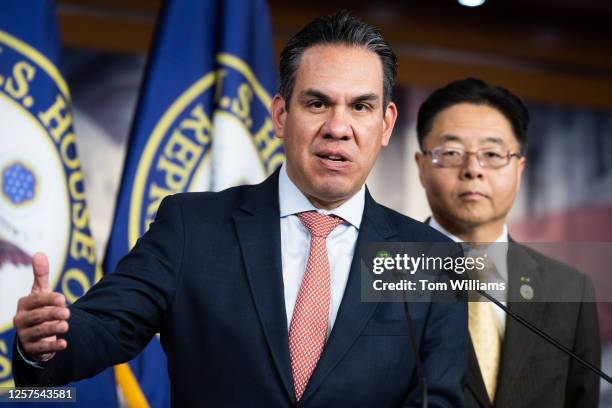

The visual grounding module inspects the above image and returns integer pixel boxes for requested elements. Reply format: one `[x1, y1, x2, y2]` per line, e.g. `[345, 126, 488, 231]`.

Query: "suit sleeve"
[564, 275, 601, 408]
[13, 195, 184, 386]
[402, 301, 469, 408]
[400, 242, 469, 407]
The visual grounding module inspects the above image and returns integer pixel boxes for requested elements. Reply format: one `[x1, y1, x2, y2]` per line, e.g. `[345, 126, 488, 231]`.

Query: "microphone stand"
[476, 289, 612, 384]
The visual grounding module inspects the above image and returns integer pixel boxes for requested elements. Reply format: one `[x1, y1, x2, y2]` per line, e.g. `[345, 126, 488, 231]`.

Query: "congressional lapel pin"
[520, 283, 534, 300]
[376, 251, 391, 259]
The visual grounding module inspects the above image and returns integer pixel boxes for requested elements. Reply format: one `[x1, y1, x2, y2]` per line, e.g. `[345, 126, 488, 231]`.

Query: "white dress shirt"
[19, 165, 365, 367]
[279, 164, 364, 334]
[429, 217, 509, 337]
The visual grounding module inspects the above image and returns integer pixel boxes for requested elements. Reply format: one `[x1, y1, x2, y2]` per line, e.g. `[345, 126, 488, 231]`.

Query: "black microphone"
[476, 289, 612, 384]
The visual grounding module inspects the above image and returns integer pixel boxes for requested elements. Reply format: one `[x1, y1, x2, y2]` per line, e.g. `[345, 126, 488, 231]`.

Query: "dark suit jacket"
[428, 228, 600, 408]
[14, 173, 469, 407]
[464, 242, 601, 408]
[424, 218, 601, 407]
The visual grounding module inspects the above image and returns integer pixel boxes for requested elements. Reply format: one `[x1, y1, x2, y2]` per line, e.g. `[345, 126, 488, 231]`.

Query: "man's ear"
[381, 102, 398, 147]
[515, 156, 526, 193]
[415, 151, 427, 187]
[272, 94, 287, 139]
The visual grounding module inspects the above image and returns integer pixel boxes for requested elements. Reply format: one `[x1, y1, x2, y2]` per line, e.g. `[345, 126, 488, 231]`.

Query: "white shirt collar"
[429, 216, 508, 244]
[278, 163, 365, 229]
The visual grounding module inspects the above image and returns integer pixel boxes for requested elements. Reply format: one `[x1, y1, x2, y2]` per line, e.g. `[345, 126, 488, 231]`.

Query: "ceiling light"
[458, 0, 486, 7]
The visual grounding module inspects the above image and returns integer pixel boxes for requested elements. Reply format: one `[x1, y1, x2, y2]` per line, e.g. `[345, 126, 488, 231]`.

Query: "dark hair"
[416, 78, 529, 153]
[278, 11, 397, 112]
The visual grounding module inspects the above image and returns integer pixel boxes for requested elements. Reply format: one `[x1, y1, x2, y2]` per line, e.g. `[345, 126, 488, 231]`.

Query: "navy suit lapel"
[494, 243, 544, 408]
[299, 190, 398, 404]
[233, 171, 295, 401]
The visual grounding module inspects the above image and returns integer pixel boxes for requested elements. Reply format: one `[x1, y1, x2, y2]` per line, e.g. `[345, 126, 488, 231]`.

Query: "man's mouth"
[317, 153, 347, 162]
[314, 150, 352, 170]
[459, 191, 487, 200]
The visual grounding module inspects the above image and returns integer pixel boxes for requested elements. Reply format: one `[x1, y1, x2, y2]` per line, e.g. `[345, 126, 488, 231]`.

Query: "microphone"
[476, 289, 612, 384]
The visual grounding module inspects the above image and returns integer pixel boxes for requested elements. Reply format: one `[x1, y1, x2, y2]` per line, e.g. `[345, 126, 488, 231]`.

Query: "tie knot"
[470, 255, 497, 281]
[464, 247, 497, 279]
[297, 211, 343, 238]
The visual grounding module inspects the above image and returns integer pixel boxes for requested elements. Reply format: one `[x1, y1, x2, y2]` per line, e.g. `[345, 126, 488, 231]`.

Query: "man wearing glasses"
[415, 78, 600, 407]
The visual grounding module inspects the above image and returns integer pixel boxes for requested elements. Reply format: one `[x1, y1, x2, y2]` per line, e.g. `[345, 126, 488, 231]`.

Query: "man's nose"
[461, 152, 484, 180]
[321, 107, 353, 141]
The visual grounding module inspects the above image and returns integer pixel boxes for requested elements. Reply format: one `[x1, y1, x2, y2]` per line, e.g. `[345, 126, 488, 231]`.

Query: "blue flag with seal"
[103, 0, 282, 406]
[0, 1, 118, 406]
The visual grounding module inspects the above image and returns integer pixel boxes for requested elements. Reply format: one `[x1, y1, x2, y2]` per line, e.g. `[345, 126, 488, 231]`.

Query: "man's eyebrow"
[481, 136, 505, 146]
[440, 134, 463, 143]
[439, 134, 507, 146]
[296, 90, 380, 105]
[297, 89, 332, 103]
[351, 93, 379, 104]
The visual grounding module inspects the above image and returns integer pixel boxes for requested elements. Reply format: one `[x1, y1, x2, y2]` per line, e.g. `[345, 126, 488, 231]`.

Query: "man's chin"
[450, 209, 490, 228]
[460, 214, 509, 234]
[307, 182, 357, 208]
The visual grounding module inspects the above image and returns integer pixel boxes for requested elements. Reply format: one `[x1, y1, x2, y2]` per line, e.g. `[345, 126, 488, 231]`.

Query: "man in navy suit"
[13, 12, 468, 407]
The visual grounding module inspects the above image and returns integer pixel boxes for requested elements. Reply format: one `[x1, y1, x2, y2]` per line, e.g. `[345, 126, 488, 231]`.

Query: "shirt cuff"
[16, 339, 45, 369]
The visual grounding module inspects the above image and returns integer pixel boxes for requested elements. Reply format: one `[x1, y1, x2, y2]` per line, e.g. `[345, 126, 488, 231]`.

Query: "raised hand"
[13, 252, 70, 362]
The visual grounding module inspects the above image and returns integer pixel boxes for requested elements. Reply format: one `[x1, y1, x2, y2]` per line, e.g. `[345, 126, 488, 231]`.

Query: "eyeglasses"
[423, 146, 522, 169]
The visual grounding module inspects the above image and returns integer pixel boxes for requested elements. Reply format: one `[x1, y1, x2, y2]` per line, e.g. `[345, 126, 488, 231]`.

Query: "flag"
[103, 0, 282, 406]
[505, 104, 612, 404]
[0, 1, 119, 406]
